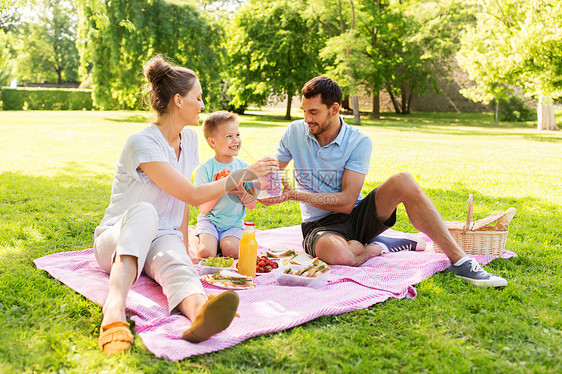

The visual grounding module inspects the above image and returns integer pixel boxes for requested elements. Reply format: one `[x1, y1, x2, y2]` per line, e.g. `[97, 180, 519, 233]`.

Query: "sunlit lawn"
[0, 109, 561, 373]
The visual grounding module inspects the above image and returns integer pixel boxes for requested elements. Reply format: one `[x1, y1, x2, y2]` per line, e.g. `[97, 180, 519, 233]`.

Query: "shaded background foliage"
[1, 0, 561, 123]
[78, 0, 224, 110]
[227, 0, 324, 119]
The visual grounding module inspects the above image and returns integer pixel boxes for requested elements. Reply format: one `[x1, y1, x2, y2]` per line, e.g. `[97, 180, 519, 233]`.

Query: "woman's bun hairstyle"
[144, 57, 173, 86]
[143, 55, 198, 114]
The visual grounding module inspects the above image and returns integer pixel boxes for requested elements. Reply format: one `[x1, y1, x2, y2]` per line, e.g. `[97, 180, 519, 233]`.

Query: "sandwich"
[284, 264, 331, 278]
[266, 249, 297, 258]
[209, 270, 254, 288]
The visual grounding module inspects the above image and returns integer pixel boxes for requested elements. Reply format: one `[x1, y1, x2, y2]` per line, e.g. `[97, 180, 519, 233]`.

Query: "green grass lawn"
[0, 109, 561, 373]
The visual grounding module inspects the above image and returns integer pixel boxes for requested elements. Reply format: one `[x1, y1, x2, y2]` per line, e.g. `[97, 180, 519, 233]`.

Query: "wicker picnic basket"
[437, 194, 516, 255]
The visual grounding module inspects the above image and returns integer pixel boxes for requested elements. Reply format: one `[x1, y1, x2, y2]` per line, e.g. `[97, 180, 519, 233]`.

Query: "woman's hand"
[226, 157, 278, 193]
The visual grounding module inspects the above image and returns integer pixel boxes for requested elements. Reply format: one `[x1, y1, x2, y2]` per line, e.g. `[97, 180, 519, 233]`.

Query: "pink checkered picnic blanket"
[34, 225, 516, 361]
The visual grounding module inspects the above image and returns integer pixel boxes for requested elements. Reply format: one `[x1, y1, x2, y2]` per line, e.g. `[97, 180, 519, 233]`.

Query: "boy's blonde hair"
[202, 111, 239, 139]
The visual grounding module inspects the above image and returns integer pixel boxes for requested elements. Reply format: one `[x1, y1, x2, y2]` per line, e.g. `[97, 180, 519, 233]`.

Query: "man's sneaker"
[451, 258, 507, 287]
[368, 235, 426, 253]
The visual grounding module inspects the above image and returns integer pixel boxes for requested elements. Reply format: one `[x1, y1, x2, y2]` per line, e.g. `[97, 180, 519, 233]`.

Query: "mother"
[93, 56, 277, 355]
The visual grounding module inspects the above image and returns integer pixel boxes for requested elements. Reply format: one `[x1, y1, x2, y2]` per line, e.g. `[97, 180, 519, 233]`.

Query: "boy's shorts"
[301, 188, 397, 257]
[195, 216, 243, 245]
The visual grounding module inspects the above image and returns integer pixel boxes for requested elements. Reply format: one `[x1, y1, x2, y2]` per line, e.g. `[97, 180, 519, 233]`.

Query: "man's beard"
[308, 113, 332, 136]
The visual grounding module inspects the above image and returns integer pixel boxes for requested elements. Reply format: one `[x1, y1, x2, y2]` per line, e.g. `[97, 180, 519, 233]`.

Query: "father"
[260, 76, 507, 287]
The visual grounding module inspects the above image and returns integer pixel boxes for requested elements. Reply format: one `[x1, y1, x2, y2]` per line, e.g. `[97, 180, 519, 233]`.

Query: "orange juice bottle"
[238, 222, 257, 277]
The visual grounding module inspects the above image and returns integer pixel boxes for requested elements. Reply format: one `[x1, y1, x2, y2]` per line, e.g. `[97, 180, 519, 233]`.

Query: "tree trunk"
[494, 97, 499, 124]
[537, 96, 559, 131]
[348, 0, 356, 30]
[56, 69, 62, 85]
[401, 87, 408, 114]
[387, 87, 401, 114]
[372, 92, 380, 119]
[351, 94, 361, 125]
[405, 91, 413, 114]
[342, 95, 351, 110]
[284, 92, 292, 120]
[337, 0, 345, 33]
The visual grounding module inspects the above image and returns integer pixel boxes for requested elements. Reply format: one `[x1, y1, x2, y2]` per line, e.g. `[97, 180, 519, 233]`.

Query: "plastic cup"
[254, 171, 283, 199]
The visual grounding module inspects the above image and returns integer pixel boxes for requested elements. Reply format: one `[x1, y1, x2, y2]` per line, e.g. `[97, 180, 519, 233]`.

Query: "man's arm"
[285, 169, 365, 214]
[259, 167, 365, 214]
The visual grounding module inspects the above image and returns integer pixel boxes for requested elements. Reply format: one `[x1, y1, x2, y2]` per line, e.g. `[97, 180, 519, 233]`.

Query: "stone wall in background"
[266, 65, 493, 114]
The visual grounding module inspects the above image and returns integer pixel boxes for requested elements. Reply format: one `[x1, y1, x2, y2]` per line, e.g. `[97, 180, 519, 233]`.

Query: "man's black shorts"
[301, 188, 397, 257]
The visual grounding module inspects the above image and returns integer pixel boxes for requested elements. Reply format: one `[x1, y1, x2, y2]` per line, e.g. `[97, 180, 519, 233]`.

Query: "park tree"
[306, 0, 364, 124]
[227, 0, 323, 120]
[352, 0, 398, 118]
[77, 0, 225, 109]
[395, 0, 476, 114]
[307, 0, 469, 120]
[357, 3, 423, 116]
[457, 0, 561, 130]
[198, 0, 243, 13]
[12, 0, 79, 84]
[0, 29, 14, 85]
[0, 2, 21, 32]
[354, 0, 475, 117]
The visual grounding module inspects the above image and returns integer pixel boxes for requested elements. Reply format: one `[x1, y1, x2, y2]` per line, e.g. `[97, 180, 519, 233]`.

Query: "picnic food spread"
[201, 270, 256, 290]
[266, 249, 297, 258]
[283, 264, 330, 277]
[201, 256, 235, 268]
[256, 255, 279, 274]
[274, 261, 331, 288]
[198, 250, 330, 288]
[278, 252, 328, 268]
[199, 256, 236, 275]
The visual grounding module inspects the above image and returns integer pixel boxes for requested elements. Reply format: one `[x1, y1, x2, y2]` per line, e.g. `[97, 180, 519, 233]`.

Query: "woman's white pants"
[94, 202, 204, 313]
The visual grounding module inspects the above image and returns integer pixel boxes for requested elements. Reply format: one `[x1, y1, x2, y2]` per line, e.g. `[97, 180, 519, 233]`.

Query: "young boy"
[189, 111, 256, 259]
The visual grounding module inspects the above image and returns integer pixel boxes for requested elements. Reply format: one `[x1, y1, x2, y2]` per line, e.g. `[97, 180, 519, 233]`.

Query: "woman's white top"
[94, 124, 199, 240]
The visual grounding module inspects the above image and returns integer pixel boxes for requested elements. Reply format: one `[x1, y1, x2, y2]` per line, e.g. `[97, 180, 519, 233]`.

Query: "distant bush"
[494, 95, 536, 122]
[0, 87, 93, 110]
[0, 88, 25, 110]
[217, 80, 247, 115]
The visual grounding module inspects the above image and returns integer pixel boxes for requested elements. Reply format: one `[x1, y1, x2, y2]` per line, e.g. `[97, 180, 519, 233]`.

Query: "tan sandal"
[182, 291, 239, 343]
[99, 321, 134, 355]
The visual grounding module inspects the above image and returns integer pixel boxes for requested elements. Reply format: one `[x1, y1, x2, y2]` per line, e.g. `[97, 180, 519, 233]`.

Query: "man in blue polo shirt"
[262, 76, 507, 288]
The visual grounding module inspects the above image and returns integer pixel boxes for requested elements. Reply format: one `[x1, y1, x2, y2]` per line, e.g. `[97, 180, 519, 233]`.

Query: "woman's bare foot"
[101, 297, 127, 326]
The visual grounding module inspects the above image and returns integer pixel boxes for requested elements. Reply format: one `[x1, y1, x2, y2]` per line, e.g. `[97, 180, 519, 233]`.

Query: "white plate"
[199, 265, 236, 276]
